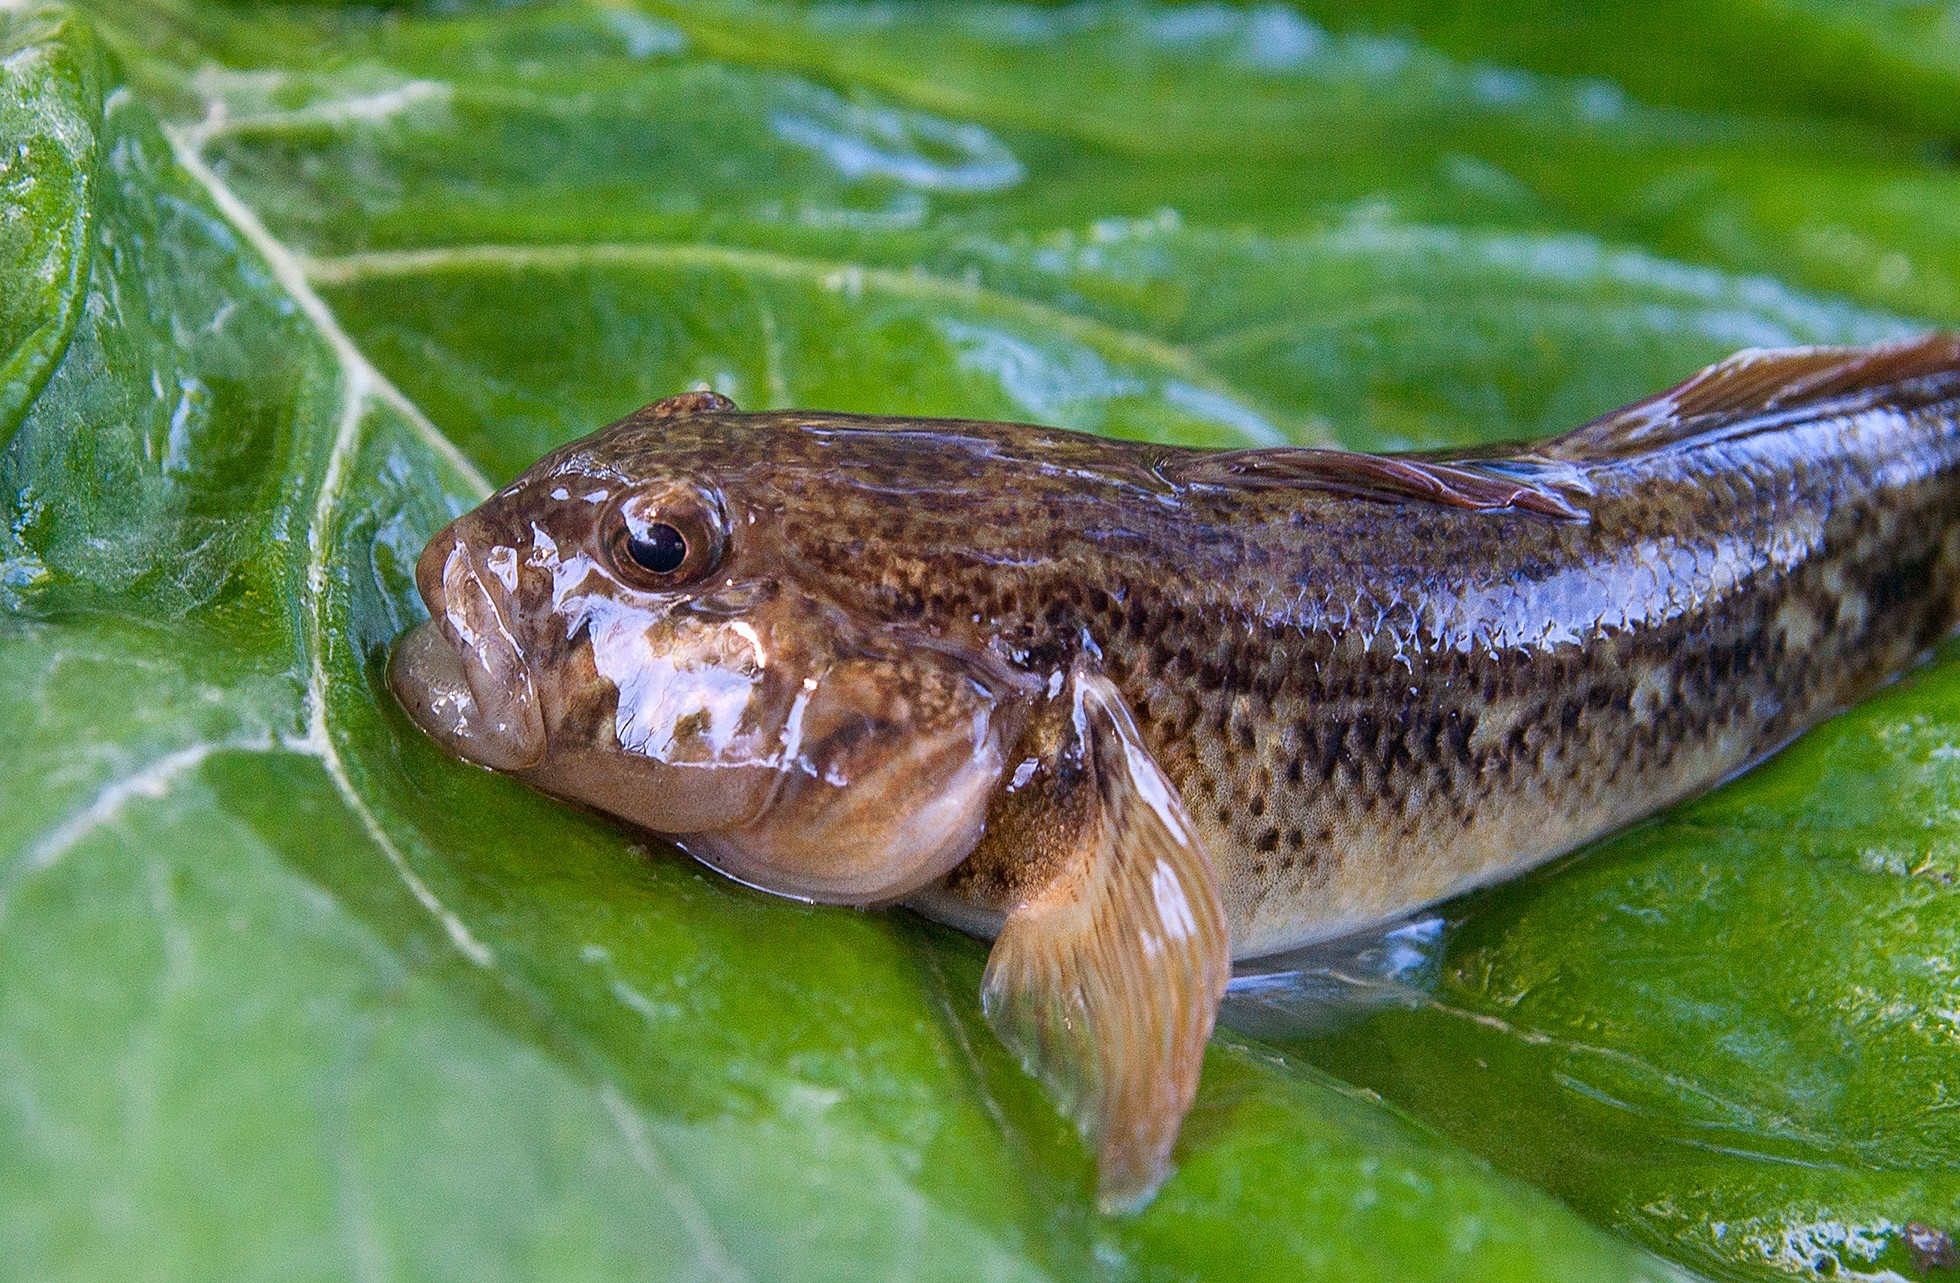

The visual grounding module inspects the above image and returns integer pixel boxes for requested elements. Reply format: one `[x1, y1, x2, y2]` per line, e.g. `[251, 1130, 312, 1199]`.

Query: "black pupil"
[626, 522, 688, 575]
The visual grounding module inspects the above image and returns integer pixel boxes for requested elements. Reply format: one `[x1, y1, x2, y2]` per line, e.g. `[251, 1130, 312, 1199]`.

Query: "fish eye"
[626, 523, 688, 575]
[607, 484, 727, 588]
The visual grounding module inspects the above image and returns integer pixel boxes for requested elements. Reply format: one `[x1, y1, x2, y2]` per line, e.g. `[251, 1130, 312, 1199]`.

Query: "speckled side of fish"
[388, 337, 1960, 1210]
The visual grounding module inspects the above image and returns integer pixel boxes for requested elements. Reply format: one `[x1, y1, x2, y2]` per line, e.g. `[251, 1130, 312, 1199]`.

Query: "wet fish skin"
[388, 337, 1960, 1210]
[942, 341, 1960, 957]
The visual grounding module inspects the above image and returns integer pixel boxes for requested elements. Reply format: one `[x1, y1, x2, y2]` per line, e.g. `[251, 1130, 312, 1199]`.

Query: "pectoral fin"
[980, 670, 1230, 1212]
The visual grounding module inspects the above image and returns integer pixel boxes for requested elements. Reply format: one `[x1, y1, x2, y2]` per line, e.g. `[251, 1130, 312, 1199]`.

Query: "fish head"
[388, 400, 1029, 906]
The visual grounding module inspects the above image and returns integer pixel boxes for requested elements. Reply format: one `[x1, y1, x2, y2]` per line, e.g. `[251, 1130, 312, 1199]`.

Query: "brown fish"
[388, 339, 1960, 1210]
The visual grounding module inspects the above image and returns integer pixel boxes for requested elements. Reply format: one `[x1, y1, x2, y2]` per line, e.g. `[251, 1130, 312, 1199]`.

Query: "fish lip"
[389, 617, 489, 760]
[392, 527, 547, 771]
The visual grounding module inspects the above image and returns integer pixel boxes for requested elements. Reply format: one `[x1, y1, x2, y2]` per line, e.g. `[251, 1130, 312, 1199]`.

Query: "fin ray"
[1549, 333, 1960, 460]
[1165, 335, 1960, 513]
[1163, 447, 1586, 519]
[980, 670, 1230, 1212]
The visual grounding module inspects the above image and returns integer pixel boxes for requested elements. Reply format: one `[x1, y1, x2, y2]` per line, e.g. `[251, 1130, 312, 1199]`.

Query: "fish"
[388, 336, 1960, 1211]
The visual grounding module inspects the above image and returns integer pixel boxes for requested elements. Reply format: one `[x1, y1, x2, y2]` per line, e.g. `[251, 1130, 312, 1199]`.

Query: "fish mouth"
[388, 529, 546, 772]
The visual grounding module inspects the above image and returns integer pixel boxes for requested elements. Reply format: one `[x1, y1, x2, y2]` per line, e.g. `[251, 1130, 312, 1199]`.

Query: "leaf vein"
[162, 122, 495, 969]
[598, 1083, 753, 1283]
[301, 241, 1295, 444]
[3, 737, 251, 902]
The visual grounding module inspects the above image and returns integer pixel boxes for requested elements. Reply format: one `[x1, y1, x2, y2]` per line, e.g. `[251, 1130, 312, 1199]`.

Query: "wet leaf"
[3, 2, 1957, 1281]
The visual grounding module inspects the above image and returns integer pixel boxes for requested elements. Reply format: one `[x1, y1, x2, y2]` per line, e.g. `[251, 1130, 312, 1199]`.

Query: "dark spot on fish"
[1445, 709, 1473, 765]
[1416, 708, 1444, 761]
[1318, 723, 1346, 784]
[1353, 713, 1378, 759]
[1385, 714, 1415, 773]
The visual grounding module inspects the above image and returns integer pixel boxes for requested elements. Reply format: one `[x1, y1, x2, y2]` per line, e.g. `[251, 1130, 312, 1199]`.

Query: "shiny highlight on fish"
[390, 341, 1960, 1210]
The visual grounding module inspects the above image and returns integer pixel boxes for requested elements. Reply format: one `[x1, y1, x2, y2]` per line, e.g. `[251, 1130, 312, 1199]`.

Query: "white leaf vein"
[159, 123, 497, 971]
[146, 109, 750, 1272]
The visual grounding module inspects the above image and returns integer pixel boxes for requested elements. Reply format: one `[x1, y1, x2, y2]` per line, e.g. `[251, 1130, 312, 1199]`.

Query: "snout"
[389, 617, 498, 762]
[389, 523, 546, 771]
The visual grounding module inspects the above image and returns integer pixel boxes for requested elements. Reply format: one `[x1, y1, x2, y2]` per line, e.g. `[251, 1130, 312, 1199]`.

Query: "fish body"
[389, 340, 1960, 1209]
[935, 341, 1960, 956]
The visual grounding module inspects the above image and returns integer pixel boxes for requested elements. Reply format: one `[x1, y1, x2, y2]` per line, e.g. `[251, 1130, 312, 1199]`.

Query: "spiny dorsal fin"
[980, 669, 1230, 1213]
[646, 389, 738, 417]
[1549, 333, 1960, 461]
[1162, 448, 1587, 519]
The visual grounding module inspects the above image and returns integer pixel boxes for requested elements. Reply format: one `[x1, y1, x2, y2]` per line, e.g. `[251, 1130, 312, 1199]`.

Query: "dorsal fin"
[1161, 447, 1588, 520]
[1548, 334, 1960, 461]
[1165, 338, 1960, 519]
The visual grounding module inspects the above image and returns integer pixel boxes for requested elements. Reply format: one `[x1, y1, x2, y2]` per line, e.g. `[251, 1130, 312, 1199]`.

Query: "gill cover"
[687, 640, 1028, 905]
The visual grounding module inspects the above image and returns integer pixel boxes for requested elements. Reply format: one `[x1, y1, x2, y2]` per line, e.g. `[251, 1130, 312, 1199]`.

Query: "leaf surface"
[5, 3, 1960, 1281]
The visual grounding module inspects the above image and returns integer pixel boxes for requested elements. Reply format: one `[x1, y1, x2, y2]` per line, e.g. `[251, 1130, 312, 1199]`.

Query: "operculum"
[688, 641, 1031, 906]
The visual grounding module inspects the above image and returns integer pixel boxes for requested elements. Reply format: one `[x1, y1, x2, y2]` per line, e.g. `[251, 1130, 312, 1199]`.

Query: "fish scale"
[391, 335, 1960, 1209]
[916, 409, 1958, 958]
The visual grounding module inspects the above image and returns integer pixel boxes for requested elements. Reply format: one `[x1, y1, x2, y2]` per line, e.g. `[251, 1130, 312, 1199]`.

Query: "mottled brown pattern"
[409, 338, 1960, 960]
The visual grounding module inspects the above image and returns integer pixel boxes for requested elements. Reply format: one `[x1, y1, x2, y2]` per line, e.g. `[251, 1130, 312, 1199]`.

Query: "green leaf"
[0, 4, 96, 449]
[3, 2, 1958, 1281]
[1271, 652, 1960, 1283]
